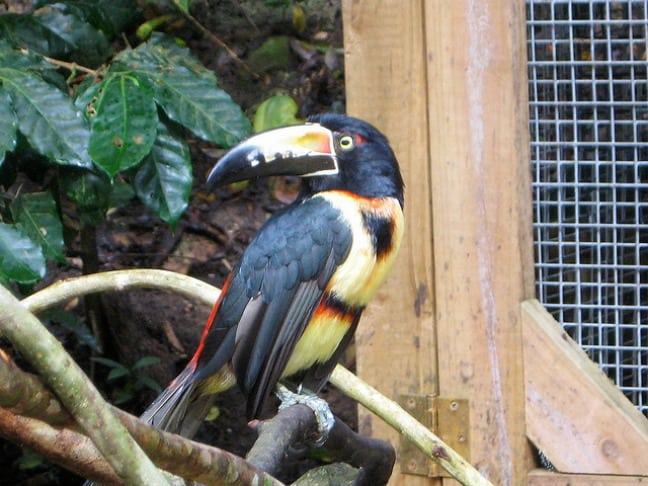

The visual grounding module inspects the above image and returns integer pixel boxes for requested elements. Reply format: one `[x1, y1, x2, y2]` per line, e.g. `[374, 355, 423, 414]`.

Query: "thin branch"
[43, 55, 98, 75]
[19, 49, 98, 76]
[0, 285, 168, 485]
[22, 269, 220, 315]
[330, 365, 494, 486]
[169, 0, 259, 78]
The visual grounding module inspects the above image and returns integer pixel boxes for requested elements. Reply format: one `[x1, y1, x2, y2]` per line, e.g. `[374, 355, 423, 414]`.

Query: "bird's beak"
[207, 123, 338, 191]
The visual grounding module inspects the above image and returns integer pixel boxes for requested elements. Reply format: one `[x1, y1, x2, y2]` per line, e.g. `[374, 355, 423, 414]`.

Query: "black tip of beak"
[206, 124, 338, 192]
[205, 144, 263, 191]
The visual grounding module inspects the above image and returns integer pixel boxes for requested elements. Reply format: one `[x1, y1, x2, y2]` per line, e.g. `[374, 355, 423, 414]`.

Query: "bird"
[140, 113, 405, 439]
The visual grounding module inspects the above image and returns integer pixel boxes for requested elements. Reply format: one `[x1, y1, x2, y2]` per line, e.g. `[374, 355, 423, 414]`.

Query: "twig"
[170, 0, 259, 78]
[43, 55, 98, 75]
[19, 49, 98, 76]
[0, 286, 168, 485]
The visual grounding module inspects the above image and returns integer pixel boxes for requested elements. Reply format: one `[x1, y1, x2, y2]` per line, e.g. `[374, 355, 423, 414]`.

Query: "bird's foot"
[275, 384, 335, 446]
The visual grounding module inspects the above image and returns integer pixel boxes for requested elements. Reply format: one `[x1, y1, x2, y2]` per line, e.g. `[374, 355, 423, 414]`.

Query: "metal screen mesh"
[526, 0, 648, 415]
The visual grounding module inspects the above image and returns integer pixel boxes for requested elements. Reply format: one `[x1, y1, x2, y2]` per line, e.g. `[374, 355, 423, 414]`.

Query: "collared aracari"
[141, 113, 404, 438]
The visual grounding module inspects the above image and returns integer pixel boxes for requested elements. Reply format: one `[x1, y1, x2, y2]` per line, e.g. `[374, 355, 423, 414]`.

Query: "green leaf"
[0, 41, 53, 71]
[115, 38, 251, 147]
[114, 387, 134, 405]
[92, 356, 125, 369]
[132, 356, 161, 370]
[247, 36, 293, 73]
[0, 8, 110, 66]
[253, 95, 303, 132]
[35, 6, 111, 67]
[135, 14, 175, 40]
[107, 367, 130, 381]
[0, 69, 92, 168]
[136, 375, 162, 393]
[61, 169, 110, 210]
[10, 191, 66, 263]
[41, 308, 100, 351]
[88, 73, 157, 178]
[15, 452, 45, 471]
[0, 223, 46, 284]
[134, 120, 191, 226]
[171, 0, 190, 14]
[0, 87, 17, 165]
[35, 0, 138, 38]
[0, 14, 68, 59]
[147, 65, 251, 147]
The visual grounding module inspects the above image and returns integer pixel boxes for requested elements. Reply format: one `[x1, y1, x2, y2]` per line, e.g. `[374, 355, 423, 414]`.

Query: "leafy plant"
[0, 1, 252, 286]
[92, 355, 162, 404]
[253, 94, 303, 132]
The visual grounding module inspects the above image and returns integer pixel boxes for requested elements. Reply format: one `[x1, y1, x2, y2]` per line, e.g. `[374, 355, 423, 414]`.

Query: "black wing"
[193, 196, 353, 418]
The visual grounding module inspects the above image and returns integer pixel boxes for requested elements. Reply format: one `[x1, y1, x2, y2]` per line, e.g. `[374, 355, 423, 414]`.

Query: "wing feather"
[194, 197, 353, 419]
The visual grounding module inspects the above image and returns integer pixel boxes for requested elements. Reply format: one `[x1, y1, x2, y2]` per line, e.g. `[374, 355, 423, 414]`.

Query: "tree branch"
[0, 407, 121, 484]
[0, 351, 283, 485]
[247, 404, 395, 485]
[18, 269, 491, 485]
[330, 366, 493, 486]
[0, 347, 72, 426]
[0, 284, 168, 485]
[21, 269, 220, 316]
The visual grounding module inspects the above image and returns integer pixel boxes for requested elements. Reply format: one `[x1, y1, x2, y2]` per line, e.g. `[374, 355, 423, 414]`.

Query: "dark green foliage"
[0, 2, 252, 285]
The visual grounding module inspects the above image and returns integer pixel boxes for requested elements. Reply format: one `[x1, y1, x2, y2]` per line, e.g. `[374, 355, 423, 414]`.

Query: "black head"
[304, 114, 403, 207]
[207, 113, 404, 208]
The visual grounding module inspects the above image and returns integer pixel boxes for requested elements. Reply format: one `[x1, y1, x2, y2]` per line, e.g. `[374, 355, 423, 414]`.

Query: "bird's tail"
[140, 364, 216, 438]
[141, 290, 227, 437]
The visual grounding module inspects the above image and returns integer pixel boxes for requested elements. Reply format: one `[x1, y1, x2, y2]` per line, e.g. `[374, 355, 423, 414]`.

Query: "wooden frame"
[341, 0, 648, 484]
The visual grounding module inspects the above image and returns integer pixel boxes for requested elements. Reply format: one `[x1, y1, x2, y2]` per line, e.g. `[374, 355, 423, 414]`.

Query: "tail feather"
[140, 365, 215, 438]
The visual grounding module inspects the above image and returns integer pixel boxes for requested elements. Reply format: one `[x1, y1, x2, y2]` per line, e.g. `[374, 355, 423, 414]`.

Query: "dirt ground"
[2, 1, 362, 484]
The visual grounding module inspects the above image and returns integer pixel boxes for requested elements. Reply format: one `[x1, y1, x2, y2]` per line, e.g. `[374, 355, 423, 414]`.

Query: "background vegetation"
[0, 0, 346, 483]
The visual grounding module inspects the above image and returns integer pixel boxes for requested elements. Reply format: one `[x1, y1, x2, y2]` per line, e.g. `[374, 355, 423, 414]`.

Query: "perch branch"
[247, 404, 395, 485]
[0, 348, 72, 426]
[21, 269, 220, 315]
[0, 407, 121, 484]
[20, 269, 490, 484]
[0, 285, 168, 485]
[330, 365, 493, 486]
[0, 351, 283, 485]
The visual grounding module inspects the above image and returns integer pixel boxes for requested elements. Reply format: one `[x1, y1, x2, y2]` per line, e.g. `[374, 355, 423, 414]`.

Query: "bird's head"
[207, 114, 404, 207]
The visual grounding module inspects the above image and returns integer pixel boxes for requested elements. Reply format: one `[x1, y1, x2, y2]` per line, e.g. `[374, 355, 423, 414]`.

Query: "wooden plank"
[522, 299, 648, 475]
[423, 1, 536, 484]
[342, 1, 438, 485]
[343, 0, 536, 484]
[528, 469, 648, 485]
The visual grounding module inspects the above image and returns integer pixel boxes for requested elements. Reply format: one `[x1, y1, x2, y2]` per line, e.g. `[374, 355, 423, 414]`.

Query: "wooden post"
[342, 1, 535, 484]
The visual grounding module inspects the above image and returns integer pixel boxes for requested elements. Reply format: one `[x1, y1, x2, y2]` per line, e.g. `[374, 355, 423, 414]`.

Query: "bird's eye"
[338, 134, 355, 151]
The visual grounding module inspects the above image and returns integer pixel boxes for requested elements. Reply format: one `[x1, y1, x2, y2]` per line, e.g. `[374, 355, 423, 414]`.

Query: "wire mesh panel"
[526, 0, 648, 415]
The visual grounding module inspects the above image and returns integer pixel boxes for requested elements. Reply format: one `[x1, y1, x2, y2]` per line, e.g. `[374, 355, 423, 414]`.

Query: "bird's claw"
[275, 384, 335, 446]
